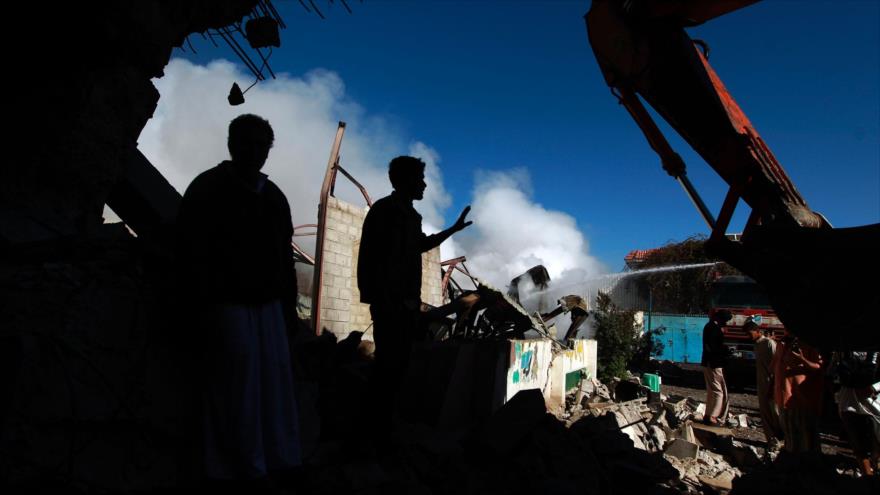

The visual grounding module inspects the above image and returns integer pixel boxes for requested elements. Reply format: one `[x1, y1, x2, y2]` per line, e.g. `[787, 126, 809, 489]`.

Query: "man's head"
[744, 319, 762, 342]
[228, 114, 274, 171]
[713, 309, 733, 325]
[388, 156, 426, 201]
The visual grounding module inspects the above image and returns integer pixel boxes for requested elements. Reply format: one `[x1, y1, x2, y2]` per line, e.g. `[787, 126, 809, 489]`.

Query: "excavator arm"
[586, 0, 879, 350]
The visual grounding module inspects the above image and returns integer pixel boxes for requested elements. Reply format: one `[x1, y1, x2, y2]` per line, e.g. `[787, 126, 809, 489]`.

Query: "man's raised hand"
[454, 206, 473, 232]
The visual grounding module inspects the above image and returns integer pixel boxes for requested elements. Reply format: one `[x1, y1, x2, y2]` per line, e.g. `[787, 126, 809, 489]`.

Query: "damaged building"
[2, 1, 876, 494]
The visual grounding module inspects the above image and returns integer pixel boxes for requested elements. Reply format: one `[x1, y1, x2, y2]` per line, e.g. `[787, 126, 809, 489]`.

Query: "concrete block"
[665, 438, 699, 459]
[331, 263, 345, 277]
[691, 422, 733, 449]
[105, 147, 181, 237]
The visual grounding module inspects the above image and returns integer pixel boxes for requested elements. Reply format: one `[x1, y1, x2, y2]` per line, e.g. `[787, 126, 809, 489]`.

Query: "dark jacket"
[177, 161, 297, 309]
[701, 320, 728, 368]
[357, 191, 442, 308]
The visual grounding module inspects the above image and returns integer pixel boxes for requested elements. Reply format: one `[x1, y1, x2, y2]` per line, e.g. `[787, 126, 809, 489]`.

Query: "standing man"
[702, 310, 732, 426]
[745, 318, 782, 450]
[357, 155, 472, 442]
[177, 114, 301, 485]
[771, 332, 825, 453]
[831, 350, 879, 476]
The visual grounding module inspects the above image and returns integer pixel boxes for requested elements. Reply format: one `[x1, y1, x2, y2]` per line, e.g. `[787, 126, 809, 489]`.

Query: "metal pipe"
[335, 165, 373, 207]
[311, 122, 346, 334]
[676, 175, 716, 231]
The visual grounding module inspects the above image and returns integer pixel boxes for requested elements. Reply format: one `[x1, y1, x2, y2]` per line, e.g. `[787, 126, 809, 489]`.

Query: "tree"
[594, 292, 640, 381]
[641, 236, 739, 314]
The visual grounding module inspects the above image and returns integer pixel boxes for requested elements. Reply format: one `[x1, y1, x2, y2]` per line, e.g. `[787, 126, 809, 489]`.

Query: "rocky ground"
[657, 362, 861, 469]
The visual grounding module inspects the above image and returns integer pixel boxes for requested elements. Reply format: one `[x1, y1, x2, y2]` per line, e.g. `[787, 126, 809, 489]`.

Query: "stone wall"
[317, 196, 444, 339]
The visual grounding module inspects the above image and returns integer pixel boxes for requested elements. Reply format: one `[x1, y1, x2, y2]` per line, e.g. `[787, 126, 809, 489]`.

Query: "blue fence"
[646, 314, 708, 364]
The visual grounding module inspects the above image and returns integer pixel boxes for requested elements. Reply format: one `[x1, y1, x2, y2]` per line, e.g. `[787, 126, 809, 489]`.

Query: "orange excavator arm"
[585, 0, 879, 350]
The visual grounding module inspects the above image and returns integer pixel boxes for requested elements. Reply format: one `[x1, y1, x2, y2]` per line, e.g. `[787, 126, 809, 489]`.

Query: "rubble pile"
[730, 451, 879, 495]
[299, 376, 767, 495]
[0, 225, 202, 492]
[556, 377, 759, 494]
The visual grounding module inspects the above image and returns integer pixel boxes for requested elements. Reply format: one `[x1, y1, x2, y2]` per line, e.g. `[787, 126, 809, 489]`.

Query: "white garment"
[836, 382, 880, 418]
[202, 299, 301, 479]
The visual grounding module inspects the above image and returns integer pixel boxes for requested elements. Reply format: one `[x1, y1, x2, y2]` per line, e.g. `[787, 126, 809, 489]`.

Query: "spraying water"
[518, 262, 720, 312]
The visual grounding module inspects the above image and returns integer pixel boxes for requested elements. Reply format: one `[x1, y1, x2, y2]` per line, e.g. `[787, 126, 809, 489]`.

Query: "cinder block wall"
[319, 197, 444, 339]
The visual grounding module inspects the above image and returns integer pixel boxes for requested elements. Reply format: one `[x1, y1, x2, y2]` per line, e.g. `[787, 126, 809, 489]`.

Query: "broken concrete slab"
[479, 388, 548, 455]
[699, 471, 735, 491]
[650, 425, 667, 451]
[727, 440, 762, 468]
[665, 438, 700, 459]
[106, 147, 181, 238]
[692, 421, 734, 449]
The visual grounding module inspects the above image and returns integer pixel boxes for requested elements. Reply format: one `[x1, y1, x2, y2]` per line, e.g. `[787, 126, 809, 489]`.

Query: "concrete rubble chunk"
[665, 437, 700, 459]
[699, 470, 736, 491]
[650, 425, 667, 451]
[479, 388, 547, 455]
[727, 439, 762, 468]
[613, 379, 644, 402]
[692, 421, 734, 449]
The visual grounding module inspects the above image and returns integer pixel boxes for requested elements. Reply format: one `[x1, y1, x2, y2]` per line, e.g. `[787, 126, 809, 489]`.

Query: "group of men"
[702, 310, 879, 475]
[176, 113, 877, 487]
[178, 114, 471, 488]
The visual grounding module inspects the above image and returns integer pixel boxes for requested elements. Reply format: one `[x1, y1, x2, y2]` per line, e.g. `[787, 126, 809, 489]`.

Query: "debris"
[613, 379, 644, 402]
[727, 440, 762, 469]
[699, 470, 735, 491]
[479, 389, 548, 455]
[691, 421, 734, 449]
[666, 438, 700, 459]
[731, 451, 878, 494]
[650, 425, 668, 451]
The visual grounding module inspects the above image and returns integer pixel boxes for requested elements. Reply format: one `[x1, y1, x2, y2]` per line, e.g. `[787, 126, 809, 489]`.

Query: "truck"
[709, 275, 784, 362]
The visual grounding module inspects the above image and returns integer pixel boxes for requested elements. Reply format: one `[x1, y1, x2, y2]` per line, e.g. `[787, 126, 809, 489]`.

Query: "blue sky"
[176, 0, 879, 271]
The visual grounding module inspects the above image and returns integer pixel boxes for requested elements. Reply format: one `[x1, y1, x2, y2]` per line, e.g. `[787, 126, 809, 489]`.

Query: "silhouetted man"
[357, 155, 472, 440]
[177, 114, 300, 485]
[702, 309, 731, 425]
[745, 318, 782, 450]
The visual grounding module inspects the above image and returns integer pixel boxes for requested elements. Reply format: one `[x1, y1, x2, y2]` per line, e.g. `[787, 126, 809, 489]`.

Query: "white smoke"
[458, 168, 606, 307]
[134, 58, 452, 251]
[129, 58, 605, 298]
